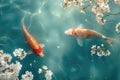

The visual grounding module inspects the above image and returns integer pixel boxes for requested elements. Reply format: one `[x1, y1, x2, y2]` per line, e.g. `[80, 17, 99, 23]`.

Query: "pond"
[0, 0, 120, 80]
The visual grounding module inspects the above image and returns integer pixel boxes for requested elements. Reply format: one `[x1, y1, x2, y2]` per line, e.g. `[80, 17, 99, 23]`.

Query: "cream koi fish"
[65, 27, 116, 46]
[21, 19, 44, 57]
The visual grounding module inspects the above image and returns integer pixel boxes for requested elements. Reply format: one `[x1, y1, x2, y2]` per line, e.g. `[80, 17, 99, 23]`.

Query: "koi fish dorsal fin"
[77, 24, 84, 29]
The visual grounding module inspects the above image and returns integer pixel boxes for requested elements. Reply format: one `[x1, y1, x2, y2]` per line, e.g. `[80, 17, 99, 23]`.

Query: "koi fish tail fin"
[21, 16, 25, 25]
[21, 16, 30, 37]
[106, 38, 116, 45]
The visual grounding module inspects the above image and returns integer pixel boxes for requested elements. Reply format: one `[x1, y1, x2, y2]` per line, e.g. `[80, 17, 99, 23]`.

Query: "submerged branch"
[104, 12, 120, 19]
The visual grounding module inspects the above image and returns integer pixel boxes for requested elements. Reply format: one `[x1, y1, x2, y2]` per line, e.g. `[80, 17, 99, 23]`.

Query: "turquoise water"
[0, 0, 120, 80]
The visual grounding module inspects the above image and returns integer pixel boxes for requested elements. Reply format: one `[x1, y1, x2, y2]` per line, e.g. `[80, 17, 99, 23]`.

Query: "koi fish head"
[65, 28, 76, 36]
[38, 51, 44, 57]
[33, 47, 44, 57]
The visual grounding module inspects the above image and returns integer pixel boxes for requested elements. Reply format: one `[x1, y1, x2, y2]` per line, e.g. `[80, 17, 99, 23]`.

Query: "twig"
[104, 12, 120, 19]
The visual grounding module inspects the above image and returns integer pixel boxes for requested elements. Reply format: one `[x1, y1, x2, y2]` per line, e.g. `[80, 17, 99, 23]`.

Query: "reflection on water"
[0, 0, 120, 80]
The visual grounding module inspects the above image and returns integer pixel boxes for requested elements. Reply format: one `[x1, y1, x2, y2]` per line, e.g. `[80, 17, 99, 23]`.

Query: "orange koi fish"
[21, 19, 44, 57]
[65, 27, 116, 45]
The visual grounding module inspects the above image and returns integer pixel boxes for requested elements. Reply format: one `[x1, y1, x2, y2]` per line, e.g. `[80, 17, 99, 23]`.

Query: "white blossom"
[101, 44, 104, 47]
[104, 50, 111, 56]
[0, 50, 3, 56]
[30, 63, 32, 67]
[0, 61, 22, 80]
[73, 0, 79, 8]
[42, 65, 48, 70]
[13, 48, 27, 60]
[0, 60, 7, 66]
[97, 52, 103, 56]
[61, 0, 71, 9]
[0, 50, 22, 80]
[91, 45, 97, 55]
[0, 54, 12, 62]
[38, 65, 53, 80]
[91, 6, 98, 14]
[38, 68, 43, 74]
[61, 0, 117, 25]
[21, 71, 34, 80]
[45, 70, 53, 80]
[114, 0, 120, 5]
[80, 7, 85, 13]
[90, 44, 111, 57]
[116, 22, 120, 33]
[96, 13, 106, 25]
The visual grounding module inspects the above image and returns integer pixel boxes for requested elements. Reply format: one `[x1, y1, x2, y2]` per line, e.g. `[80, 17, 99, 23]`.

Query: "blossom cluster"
[38, 65, 53, 80]
[115, 22, 120, 33]
[61, 0, 120, 25]
[91, 0, 110, 25]
[13, 48, 27, 60]
[21, 71, 34, 80]
[91, 44, 111, 56]
[0, 49, 54, 80]
[114, 0, 120, 5]
[61, 0, 80, 9]
[0, 50, 22, 80]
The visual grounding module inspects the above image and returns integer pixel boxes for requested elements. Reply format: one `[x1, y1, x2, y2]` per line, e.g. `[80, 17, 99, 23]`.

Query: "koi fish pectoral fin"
[39, 43, 45, 48]
[76, 37, 83, 46]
